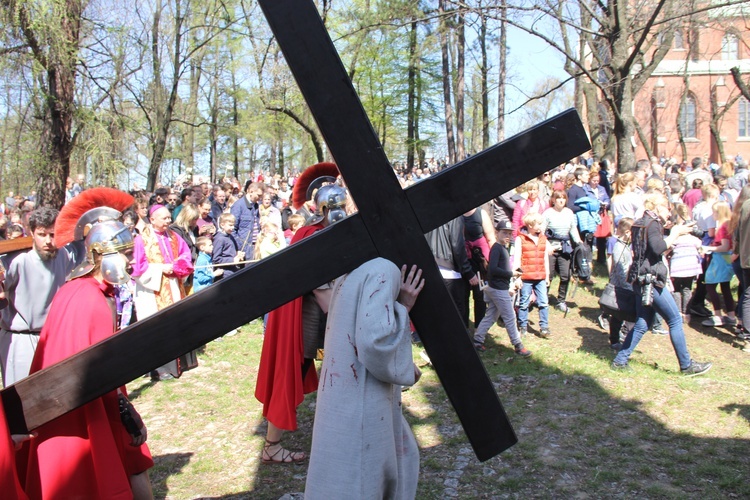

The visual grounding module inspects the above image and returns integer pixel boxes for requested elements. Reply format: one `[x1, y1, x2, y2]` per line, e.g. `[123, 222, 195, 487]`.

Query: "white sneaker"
[701, 316, 723, 327]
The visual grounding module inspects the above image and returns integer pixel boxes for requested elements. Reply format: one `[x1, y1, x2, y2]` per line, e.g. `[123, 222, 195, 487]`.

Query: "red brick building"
[634, 6, 750, 165]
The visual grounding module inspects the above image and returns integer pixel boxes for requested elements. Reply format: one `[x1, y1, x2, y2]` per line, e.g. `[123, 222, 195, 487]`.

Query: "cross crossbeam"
[1, 0, 590, 464]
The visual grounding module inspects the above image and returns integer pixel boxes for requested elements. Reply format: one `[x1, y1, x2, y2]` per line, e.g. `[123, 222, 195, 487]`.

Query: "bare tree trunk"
[676, 76, 689, 163]
[455, 8, 466, 161]
[438, 0, 455, 164]
[731, 67, 750, 100]
[209, 69, 219, 183]
[612, 77, 636, 172]
[496, 0, 507, 143]
[470, 75, 480, 154]
[583, 83, 605, 159]
[416, 59, 425, 166]
[709, 84, 740, 165]
[634, 120, 653, 161]
[184, 41, 204, 180]
[479, 7, 489, 150]
[406, 17, 417, 171]
[147, 1, 184, 191]
[20, 0, 84, 208]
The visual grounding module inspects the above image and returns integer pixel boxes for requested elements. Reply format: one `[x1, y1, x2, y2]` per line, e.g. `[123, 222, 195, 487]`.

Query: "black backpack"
[572, 241, 593, 281]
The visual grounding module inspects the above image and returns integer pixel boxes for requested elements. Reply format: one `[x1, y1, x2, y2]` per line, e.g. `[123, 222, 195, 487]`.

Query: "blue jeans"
[614, 284, 692, 370]
[518, 280, 549, 329]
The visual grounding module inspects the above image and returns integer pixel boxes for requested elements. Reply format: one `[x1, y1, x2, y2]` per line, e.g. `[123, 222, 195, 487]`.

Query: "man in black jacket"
[426, 217, 478, 328]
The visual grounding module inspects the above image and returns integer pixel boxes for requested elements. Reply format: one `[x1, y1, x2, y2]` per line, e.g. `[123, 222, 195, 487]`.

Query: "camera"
[638, 273, 655, 307]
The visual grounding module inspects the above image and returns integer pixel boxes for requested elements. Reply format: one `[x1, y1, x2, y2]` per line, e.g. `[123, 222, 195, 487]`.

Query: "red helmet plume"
[291, 162, 340, 209]
[55, 187, 134, 248]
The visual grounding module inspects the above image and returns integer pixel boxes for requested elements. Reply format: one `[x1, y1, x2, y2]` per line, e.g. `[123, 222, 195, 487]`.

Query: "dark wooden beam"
[1, 109, 589, 450]
[1, 0, 591, 464]
[256, 0, 589, 461]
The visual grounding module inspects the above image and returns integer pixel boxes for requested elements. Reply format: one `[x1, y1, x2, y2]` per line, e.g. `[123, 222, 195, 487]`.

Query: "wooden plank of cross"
[0, 0, 590, 462]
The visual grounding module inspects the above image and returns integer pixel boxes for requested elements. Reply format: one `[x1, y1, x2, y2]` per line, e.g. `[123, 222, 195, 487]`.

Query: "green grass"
[128, 277, 750, 498]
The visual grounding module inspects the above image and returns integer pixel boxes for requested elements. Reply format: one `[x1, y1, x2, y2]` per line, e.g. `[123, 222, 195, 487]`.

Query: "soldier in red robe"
[255, 163, 347, 464]
[19, 188, 154, 498]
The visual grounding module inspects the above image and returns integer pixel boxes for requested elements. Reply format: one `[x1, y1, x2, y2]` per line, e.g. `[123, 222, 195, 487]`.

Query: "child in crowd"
[703, 201, 737, 327]
[254, 220, 284, 260]
[606, 217, 634, 346]
[212, 213, 245, 279]
[668, 204, 703, 322]
[514, 213, 551, 338]
[284, 213, 305, 244]
[472, 220, 531, 356]
[7, 224, 24, 239]
[193, 236, 222, 293]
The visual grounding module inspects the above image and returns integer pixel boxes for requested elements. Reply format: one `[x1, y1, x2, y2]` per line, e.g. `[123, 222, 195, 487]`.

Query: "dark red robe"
[20, 276, 153, 499]
[255, 224, 323, 430]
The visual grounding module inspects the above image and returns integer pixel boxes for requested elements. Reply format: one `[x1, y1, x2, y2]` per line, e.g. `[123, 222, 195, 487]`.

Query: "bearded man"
[0, 207, 84, 385]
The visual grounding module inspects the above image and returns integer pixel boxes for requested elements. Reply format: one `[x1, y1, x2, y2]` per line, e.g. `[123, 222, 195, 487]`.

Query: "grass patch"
[128, 276, 750, 498]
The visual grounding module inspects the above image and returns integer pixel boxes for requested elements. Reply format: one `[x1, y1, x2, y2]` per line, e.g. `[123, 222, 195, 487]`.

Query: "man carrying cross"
[305, 261, 425, 498]
[0, 0, 590, 476]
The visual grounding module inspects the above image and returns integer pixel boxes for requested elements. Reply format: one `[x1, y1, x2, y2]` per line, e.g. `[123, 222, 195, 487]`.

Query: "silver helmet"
[309, 183, 348, 225]
[69, 217, 135, 285]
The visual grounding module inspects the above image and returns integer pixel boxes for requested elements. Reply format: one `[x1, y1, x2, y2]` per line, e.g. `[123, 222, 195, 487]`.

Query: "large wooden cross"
[1, 0, 589, 462]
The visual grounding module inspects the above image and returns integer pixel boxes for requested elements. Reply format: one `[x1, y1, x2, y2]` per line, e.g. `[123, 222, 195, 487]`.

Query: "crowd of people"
[0, 151, 749, 496]
[471, 153, 750, 376]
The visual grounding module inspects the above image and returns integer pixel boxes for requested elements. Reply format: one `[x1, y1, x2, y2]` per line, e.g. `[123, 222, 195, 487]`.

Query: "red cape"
[20, 277, 153, 498]
[255, 224, 323, 430]
[0, 402, 27, 500]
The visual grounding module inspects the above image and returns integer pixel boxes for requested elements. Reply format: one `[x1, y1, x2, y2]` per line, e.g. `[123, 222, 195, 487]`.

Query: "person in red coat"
[19, 189, 154, 498]
[254, 163, 347, 464]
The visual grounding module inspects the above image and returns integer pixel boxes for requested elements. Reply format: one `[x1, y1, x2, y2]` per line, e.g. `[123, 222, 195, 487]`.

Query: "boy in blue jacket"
[193, 236, 221, 292]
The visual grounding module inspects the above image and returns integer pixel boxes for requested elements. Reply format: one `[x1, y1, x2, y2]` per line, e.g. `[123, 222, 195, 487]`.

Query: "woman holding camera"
[612, 193, 712, 376]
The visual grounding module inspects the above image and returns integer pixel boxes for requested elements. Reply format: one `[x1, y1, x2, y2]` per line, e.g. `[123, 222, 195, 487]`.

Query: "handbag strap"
[609, 239, 629, 279]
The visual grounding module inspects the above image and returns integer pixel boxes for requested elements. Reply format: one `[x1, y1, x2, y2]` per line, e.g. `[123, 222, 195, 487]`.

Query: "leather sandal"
[261, 439, 306, 465]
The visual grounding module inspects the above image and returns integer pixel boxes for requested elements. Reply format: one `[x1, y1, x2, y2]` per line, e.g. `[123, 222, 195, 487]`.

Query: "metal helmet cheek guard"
[311, 184, 348, 225]
[68, 219, 135, 285]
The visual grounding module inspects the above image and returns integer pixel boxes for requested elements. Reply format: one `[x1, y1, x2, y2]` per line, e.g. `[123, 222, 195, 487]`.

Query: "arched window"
[679, 95, 697, 139]
[722, 33, 739, 60]
[689, 29, 700, 62]
[674, 30, 684, 49]
[740, 97, 749, 138]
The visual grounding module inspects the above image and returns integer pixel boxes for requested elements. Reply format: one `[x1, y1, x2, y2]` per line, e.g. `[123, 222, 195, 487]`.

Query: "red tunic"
[255, 224, 323, 430]
[21, 276, 153, 499]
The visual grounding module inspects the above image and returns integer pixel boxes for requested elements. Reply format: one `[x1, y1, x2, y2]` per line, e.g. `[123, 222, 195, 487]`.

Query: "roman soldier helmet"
[55, 187, 136, 285]
[292, 162, 348, 225]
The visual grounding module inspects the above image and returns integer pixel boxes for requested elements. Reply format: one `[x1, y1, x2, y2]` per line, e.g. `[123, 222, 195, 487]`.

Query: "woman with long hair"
[702, 202, 736, 327]
[511, 180, 548, 239]
[170, 202, 200, 264]
[612, 193, 711, 376]
[610, 172, 643, 223]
